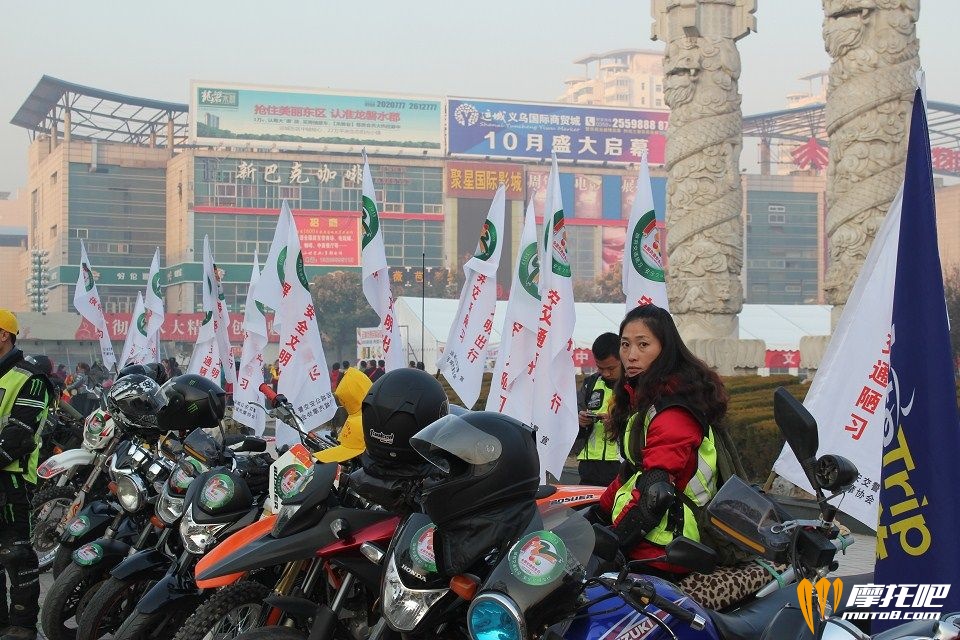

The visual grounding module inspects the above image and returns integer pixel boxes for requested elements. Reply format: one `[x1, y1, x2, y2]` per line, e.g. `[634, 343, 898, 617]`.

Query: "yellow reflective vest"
[577, 377, 620, 462]
[611, 404, 717, 546]
[0, 365, 47, 483]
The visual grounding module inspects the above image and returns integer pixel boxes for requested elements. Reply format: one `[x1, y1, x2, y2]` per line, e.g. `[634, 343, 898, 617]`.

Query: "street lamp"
[26, 249, 50, 314]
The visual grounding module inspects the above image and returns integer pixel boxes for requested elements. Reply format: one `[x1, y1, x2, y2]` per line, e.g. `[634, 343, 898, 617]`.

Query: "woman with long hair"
[591, 304, 729, 576]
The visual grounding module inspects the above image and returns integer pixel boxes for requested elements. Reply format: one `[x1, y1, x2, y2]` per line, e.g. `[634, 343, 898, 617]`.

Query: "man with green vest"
[0, 310, 52, 640]
[576, 333, 621, 486]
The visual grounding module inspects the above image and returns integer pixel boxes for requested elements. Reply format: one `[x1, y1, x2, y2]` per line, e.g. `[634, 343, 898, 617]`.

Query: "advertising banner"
[76, 312, 281, 343]
[191, 82, 442, 154]
[292, 213, 361, 267]
[446, 161, 524, 199]
[448, 97, 668, 164]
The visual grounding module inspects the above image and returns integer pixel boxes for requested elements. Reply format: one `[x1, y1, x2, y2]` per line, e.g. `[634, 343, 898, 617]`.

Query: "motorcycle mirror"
[592, 523, 620, 563]
[815, 455, 859, 492]
[331, 407, 348, 430]
[773, 387, 821, 490]
[664, 537, 717, 575]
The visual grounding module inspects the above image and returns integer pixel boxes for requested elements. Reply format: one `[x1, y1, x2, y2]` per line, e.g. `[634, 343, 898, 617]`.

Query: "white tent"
[395, 297, 832, 371]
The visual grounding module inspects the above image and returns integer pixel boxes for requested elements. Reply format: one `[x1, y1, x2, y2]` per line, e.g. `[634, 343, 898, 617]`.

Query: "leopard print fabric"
[679, 562, 788, 612]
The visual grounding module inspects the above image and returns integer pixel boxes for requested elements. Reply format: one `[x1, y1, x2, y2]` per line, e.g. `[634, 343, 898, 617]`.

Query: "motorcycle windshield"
[477, 507, 594, 615]
[705, 475, 793, 562]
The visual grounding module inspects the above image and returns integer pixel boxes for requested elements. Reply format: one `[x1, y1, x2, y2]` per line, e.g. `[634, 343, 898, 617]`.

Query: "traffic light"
[26, 249, 49, 314]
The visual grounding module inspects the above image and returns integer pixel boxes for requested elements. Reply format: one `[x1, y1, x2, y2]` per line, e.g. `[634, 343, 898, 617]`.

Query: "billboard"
[191, 82, 443, 154]
[446, 161, 524, 199]
[448, 97, 669, 164]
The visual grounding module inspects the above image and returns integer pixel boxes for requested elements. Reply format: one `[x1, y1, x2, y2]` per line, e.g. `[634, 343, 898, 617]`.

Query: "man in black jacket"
[0, 311, 52, 640]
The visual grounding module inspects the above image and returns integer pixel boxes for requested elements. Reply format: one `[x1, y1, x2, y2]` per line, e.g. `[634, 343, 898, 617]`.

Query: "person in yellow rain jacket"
[314, 366, 372, 463]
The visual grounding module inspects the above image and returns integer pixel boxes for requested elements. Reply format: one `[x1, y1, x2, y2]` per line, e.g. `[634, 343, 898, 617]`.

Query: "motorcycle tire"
[39, 562, 107, 640]
[76, 575, 156, 640]
[51, 543, 74, 578]
[234, 628, 306, 640]
[172, 581, 271, 640]
[112, 605, 193, 640]
[31, 484, 78, 572]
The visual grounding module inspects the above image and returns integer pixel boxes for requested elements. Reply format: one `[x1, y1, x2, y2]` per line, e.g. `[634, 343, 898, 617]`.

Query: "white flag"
[530, 155, 579, 480]
[73, 240, 117, 371]
[250, 201, 292, 331]
[233, 251, 268, 435]
[119, 292, 152, 366]
[360, 154, 405, 372]
[486, 198, 542, 426]
[623, 153, 668, 311]
[188, 236, 236, 390]
[439, 186, 506, 407]
[772, 182, 902, 529]
[144, 248, 165, 351]
[273, 207, 337, 446]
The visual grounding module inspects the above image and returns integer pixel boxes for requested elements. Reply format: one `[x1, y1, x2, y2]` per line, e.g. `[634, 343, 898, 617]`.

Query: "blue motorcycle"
[465, 388, 960, 640]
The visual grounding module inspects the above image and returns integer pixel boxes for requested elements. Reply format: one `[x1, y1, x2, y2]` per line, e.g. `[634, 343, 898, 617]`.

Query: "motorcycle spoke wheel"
[30, 485, 77, 570]
[209, 603, 264, 640]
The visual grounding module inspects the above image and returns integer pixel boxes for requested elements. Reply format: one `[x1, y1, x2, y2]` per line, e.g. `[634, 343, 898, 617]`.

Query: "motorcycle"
[460, 387, 942, 640]
[104, 429, 272, 640]
[40, 435, 184, 640]
[31, 401, 118, 572]
[38, 398, 85, 471]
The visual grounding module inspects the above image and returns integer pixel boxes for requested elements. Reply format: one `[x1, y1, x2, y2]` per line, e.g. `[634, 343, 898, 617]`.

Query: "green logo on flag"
[136, 311, 148, 336]
[474, 219, 498, 261]
[82, 264, 95, 292]
[255, 301, 267, 315]
[277, 247, 288, 283]
[361, 196, 380, 249]
[630, 210, 665, 283]
[151, 271, 162, 298]
[202, 311, 212, 325]
[544, 210, 571, 278]
[296, 251, 309, 288]
[518, 242, 541, 300]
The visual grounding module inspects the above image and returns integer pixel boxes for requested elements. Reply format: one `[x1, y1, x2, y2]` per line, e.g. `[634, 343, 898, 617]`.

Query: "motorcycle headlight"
[156, 485, 185, 525]
[114, 472, 147, 513]
[382, 553, 447, 632]
[179, 507, 226, 554]
[468, 593, 525, 640]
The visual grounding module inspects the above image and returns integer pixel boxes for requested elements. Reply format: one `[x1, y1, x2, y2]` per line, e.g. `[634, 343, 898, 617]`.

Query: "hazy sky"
[2, 0, 958, 193]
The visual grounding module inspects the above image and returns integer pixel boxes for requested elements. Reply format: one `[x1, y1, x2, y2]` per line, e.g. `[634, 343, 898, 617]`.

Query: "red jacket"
[599, 404, 703, 573]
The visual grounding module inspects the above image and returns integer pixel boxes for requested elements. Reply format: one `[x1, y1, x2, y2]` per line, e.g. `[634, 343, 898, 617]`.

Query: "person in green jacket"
[576, 332, 622, 486]
[0, 310, 53, 640]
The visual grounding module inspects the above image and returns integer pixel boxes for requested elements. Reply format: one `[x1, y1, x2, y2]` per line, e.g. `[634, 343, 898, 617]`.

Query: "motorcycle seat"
[708, 573, 875, 640]
[708, 586, 800, 640]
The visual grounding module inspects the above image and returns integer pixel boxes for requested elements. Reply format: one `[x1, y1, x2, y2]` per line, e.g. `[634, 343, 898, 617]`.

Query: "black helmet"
[105, 374, 165, 437]
[156, 374, 226, 431]
[361, 369, 448, 465]
[25, 354, 53, 375]
[411, 411, 540, 525]
[118, 362, 168, 385]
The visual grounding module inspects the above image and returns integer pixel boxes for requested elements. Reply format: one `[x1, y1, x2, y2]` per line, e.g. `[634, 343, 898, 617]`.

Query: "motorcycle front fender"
[59, 499, 118, 545]
[135, 571, 204, 616]
[38, 448, 96, 479]
[110, 548, 173, 582]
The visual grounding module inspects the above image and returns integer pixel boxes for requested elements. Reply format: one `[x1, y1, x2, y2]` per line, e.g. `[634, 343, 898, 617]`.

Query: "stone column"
[822, 0, 919, 322]
[652, 0, 756, 341]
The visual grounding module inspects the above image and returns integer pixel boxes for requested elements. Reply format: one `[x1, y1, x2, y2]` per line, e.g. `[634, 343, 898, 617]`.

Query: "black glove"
[610, 469, 675, 550]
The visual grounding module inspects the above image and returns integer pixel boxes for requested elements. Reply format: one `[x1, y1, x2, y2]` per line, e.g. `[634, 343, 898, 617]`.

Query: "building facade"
[559, 49, 666, 109]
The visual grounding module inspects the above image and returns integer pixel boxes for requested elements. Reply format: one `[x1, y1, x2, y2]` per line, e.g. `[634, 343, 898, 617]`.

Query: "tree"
[310, 270, 379, 363]
[571, 263, 625, 304]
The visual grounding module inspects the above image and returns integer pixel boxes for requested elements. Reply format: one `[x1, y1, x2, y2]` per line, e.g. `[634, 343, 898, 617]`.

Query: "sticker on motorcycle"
[201, 473, 235, 509]
[508, 530, 568, 586]
[171, 458, 203, 491]
[67, 515, 89, 536]
[278, 463, 308, 500]
[73, 543, 103, 566]
[410, 524, 437, 573]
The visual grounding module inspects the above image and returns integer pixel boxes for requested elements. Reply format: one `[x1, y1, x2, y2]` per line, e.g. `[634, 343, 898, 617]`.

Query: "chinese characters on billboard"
[192, 82, 442, 154]
[448, 98, 668, 164]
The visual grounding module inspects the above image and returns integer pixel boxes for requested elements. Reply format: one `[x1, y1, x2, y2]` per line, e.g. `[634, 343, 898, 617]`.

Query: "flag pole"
[421, 251, 426, 364]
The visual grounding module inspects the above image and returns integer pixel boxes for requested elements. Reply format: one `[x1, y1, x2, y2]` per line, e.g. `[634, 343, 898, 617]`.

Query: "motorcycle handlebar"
[642, 585, 706, 631]
[258, 383, 279, 407]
